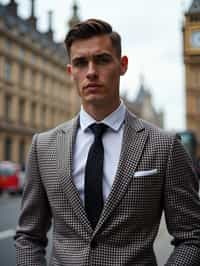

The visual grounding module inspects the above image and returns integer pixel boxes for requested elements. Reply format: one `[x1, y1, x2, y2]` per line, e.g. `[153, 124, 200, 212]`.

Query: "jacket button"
[90, 239, 97, 249]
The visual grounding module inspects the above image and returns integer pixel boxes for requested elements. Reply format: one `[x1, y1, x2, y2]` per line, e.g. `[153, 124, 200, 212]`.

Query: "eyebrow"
[72, 56, 86, 62]
[71, 52, 112, 62]
[94, 53, 112, 58]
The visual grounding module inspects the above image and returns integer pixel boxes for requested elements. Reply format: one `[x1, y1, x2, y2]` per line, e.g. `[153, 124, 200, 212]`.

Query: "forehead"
[70, 35, 116, 60]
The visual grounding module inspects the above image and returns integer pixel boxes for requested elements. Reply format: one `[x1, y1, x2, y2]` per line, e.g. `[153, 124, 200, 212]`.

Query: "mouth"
[85, 83, 102, 89]
[84, 83, 102, 93]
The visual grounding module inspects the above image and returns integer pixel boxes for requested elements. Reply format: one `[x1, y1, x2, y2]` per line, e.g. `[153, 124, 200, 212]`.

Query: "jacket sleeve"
[15, 134, 52, 266]
[164, 135, 200, 265]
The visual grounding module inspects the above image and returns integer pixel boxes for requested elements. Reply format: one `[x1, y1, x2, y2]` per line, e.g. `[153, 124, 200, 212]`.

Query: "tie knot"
[90, 123, 108, 139]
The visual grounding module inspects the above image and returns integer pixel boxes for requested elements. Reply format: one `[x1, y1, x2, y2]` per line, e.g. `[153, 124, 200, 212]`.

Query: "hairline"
[68, 32, 121, 60]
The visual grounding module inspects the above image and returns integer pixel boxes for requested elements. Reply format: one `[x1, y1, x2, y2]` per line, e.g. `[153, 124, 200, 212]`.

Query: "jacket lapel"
[56, 116, 93, 233]
[95, 111, 148, 232]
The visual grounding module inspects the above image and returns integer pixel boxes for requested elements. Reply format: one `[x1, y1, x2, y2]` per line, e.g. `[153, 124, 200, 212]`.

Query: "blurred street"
[0, 193, 20, 266]
[0, 193, 173, 266]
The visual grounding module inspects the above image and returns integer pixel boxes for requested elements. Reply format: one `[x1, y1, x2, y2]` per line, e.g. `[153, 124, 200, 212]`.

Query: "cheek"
[103, 64, 120, 78]
[104, 69, 120, 85]
[72, 72, 83, 85]
[72, 73, 86, 96]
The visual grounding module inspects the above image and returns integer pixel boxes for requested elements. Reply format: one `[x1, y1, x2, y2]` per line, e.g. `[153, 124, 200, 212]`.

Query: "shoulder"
[33, 116, 79, 147]
[126, 110, 178, 145]
[142, 119, 176, 140]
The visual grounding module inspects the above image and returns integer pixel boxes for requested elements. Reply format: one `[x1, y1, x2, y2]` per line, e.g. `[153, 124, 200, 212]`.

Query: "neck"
[83, 100, 121, 121]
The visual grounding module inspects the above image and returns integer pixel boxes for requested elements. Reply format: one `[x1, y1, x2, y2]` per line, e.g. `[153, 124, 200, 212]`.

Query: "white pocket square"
[134, 169, 158, 177]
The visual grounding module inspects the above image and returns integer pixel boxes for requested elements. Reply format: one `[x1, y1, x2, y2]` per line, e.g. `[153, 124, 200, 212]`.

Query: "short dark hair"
[65, 18, 121, 58]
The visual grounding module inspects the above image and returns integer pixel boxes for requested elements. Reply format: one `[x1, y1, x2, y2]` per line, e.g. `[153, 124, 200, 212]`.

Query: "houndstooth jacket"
[15, 110, 200, 266]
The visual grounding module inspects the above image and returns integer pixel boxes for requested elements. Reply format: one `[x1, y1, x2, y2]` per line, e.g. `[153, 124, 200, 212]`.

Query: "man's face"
[67, 35, 128, 111]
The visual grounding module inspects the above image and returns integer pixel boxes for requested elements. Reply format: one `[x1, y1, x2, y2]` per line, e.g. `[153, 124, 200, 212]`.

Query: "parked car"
[0, 161, 25, 194]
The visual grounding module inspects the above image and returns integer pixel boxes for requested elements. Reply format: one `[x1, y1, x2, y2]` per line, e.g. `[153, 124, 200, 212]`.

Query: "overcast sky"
[1, 0, 194, 130]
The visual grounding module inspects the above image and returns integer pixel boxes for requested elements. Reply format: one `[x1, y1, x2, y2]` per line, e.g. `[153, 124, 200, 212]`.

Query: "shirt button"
[90, 239, 98, 249]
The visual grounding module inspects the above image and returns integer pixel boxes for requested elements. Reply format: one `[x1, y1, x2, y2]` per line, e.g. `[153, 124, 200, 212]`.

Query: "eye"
[72, 58, 88, 67]
[94, 54, 112, 65]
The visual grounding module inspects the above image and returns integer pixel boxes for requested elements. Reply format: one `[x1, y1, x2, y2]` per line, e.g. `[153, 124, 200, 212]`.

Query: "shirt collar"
[80, 101, 126, 132]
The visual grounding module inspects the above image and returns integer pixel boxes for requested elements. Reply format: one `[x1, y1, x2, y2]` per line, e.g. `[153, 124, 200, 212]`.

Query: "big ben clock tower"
[183, 0, 200, 157]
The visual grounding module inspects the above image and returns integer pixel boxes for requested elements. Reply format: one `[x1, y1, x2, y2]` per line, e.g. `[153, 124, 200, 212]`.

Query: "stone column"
[12, 135, 19, 163]
[0, 89, 4, 121]
[24, 99, 30, 127]
[0, 133, 5, 161]
[12, 95, 19, 124]
[35, 103, 41, 129]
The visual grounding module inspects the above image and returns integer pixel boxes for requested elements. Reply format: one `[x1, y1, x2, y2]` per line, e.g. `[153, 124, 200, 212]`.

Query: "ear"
[67, 64, 72, 75]
[120, 56, 128, 76]
[67, 64, 75, 81]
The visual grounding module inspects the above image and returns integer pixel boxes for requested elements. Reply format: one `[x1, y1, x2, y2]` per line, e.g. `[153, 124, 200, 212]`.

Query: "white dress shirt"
[72, 102, 126, 204]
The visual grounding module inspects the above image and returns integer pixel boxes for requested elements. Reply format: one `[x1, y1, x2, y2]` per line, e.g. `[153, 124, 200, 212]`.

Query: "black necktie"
[85, 123, 108, 229]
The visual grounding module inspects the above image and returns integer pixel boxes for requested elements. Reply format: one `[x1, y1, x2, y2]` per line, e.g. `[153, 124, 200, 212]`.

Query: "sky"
[1, 0, 194, 130]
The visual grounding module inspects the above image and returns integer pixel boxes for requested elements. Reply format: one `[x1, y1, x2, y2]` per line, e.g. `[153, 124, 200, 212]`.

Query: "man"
[15, 19, 200, 265]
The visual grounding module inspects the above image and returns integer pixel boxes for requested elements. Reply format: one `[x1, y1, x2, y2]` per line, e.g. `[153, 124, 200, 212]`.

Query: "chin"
[85, 94, 104, 103]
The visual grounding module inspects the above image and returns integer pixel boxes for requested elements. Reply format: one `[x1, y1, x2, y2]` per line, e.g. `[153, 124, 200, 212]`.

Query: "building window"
[4, 60, 12, 81]
[31, 54, 36, 65]
[41, 75, 46, 94]
[51, 79, 54, 96]
[5, 137, 12, 161]
[19, 65, 25, 86]
[19, 48, 25, 61]
[19, 98, 25, 124]
[30, 102, 36, 127]
[5, 39, 12, 51]
[19, 140, 25, 166]
[29, 70, 36, 91]
[5, 95, 12, 122]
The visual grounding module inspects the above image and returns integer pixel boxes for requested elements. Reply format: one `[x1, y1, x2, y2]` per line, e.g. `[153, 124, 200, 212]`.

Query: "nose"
[86, 61, 98, 80]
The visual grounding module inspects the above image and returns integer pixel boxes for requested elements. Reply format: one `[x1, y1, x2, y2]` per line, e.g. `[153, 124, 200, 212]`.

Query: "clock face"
[191, 31, 200, 48]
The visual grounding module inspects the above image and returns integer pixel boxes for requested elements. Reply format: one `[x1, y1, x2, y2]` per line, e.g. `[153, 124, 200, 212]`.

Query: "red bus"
[0, 161, 23, 194]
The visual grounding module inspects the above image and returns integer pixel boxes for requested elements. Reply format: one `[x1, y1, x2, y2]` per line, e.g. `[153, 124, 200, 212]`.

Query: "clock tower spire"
[183, 0, 200, 157]
[68, 1, 81, 29]
[188, 0, 200, 14]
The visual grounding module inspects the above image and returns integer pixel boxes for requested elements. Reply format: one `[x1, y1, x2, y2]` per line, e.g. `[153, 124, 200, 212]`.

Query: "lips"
[83, 83, 102, 94]
[85, 83, 101, 89]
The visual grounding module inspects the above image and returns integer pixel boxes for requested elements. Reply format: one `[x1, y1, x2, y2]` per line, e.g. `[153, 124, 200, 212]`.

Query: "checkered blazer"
[15, 110, 200, 266]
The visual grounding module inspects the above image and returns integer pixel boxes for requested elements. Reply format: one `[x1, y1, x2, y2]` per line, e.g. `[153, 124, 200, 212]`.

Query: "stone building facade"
[0, 0, 80, 165]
